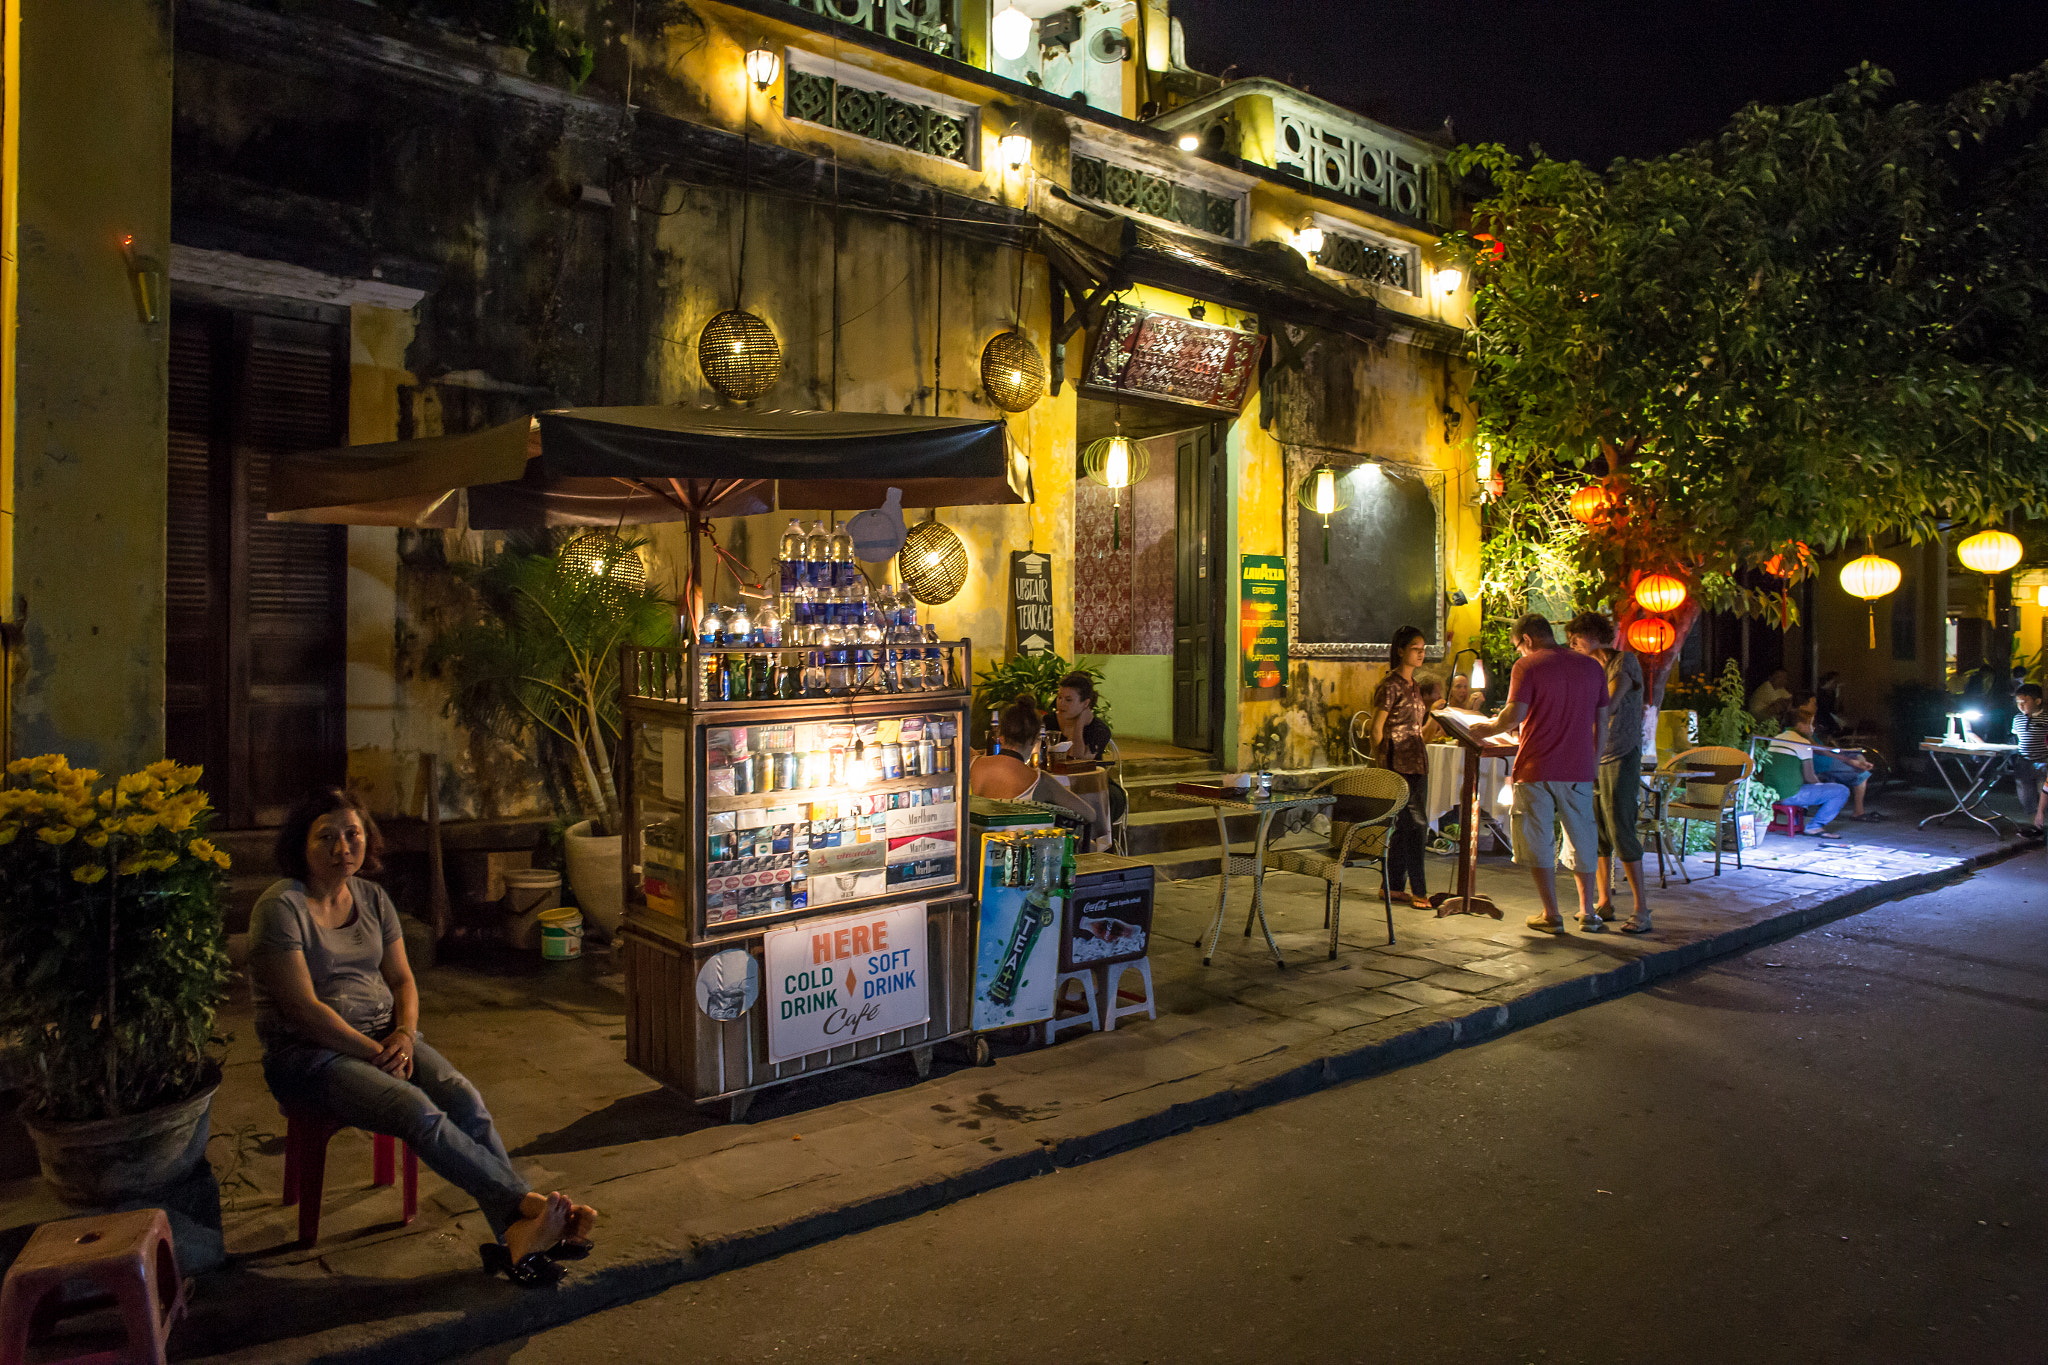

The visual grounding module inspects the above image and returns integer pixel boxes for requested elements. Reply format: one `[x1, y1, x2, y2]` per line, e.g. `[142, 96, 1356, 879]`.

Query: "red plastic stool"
[0, 1207, 186, 1365]
[280, 1106, 418, 1248]
[1769, 802, 1806, 836]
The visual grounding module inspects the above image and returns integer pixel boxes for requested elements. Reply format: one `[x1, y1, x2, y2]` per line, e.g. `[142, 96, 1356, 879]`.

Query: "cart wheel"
[973, 1037, 994, 1067]
[911, 1045, 934, 1079]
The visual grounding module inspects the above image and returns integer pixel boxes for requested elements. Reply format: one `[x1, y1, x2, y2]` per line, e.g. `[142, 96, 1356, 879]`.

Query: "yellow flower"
[65, 806, 96, 829]
[210, 849, 232, 869]
[72, 864, 106, 884]
[148, 852, 179, 873]
[96, 791, 113, 810]
[116, 773, 151, 797]
[82, 830, 108, 848]
[187, 837, 219, 863]
[117, 855, 149, 876]
[157, 803, 192, 832]
[36, 826, 76, 846]
[171, 765, 204, 791]
[144, 759, 180, 781]
[123, 813, 158, 837]
[0, 825, 16, 846]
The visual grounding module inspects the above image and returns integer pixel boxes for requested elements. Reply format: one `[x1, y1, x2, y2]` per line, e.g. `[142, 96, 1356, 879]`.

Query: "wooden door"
[1172, 425, 1222, 753]
[165, 303, 349, 827]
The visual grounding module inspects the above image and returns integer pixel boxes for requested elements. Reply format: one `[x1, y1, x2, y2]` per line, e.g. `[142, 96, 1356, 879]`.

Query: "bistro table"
[1918, 739, 2019, 835]
[1156, 787, 1337, 969]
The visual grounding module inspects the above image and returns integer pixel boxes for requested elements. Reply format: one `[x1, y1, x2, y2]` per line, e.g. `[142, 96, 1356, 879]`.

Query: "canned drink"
[776, 752, 798, 790]
[879, 741, 903, 780]
[731, 757, 754, 795]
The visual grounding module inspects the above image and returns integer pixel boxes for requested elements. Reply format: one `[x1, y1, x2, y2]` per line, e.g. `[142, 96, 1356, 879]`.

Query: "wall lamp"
[121, 235, 162, 325]
[745, 43, 781, 91]
[1177, 132, 1199, 152]
[999, 128, 1033, 171]
[1292, 224, 1324, 260]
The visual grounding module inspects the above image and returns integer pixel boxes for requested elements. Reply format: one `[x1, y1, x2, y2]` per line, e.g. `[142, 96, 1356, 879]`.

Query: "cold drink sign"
[764, 902, 930, 1063]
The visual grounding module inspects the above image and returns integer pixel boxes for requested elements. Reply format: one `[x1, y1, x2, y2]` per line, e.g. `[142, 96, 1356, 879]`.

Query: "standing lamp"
[1296, 462, 1350, 564]
[1082, 425, 1147, 550]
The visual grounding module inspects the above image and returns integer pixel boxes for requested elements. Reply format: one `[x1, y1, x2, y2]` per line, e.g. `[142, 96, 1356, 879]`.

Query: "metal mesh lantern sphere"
[981, 330, 1046, 412]
[899, 517, 968, 605]
[698, 309, 782, 402]
[557, 532, 647, 606]
[1625, 616, 1676, 654]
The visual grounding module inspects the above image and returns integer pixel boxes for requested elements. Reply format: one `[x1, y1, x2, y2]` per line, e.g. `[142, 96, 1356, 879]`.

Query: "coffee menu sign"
[1010, 551, 1054, 655]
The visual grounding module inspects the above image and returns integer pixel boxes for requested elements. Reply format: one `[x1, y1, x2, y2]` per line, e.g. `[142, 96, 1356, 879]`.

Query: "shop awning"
[268, 406, 1028, 529]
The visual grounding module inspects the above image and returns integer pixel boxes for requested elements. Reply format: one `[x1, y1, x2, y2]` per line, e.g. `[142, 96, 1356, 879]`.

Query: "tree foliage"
[1453, 61, 2048, 682]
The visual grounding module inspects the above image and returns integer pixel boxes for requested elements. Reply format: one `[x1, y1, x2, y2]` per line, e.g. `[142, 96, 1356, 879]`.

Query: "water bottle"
[756, 600, 782, 648]
[727, 603, 752, 646]
[805, 520, 832, 593]
[829, 520, 856, 589]
[696, 604, 722, 645]
[778, 519, 806, 597]
[923, 623, 945, 690]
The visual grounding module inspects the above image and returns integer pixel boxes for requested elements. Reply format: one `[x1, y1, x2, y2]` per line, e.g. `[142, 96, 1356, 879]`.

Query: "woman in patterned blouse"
[1372, 625, 1433, 909]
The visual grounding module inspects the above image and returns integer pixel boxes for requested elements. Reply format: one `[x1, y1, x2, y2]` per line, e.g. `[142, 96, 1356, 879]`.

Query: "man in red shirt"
[1470, 614, 1609, 932]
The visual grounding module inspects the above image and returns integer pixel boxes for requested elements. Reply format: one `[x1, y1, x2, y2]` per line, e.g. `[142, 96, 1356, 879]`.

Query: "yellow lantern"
[1840, 552, 1902, 649]
[1567, 483, 1616, 526]
[1634, 573, 1687, 614]
[1956, 529, 2022, 575]
[1295, 463, 1352, 563]
[1625, 616, 1676, 654]
[1082, 429, 1149, 550]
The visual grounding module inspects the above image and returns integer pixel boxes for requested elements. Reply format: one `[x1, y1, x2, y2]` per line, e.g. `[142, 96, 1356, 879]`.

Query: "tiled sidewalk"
[0, 791, 2030, 1364]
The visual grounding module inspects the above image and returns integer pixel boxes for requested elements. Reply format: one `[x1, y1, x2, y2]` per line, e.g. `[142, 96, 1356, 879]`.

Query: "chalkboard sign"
[1286, 450, 1443, 660]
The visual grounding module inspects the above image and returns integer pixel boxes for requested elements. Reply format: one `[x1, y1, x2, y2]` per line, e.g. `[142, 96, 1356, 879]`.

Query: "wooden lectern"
[1424, 708, 1517, 920]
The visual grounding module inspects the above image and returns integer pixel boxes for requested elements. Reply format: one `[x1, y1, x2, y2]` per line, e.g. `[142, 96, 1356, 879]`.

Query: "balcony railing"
[1270, 94, 1443, 225]
[781, 0, 958, 57]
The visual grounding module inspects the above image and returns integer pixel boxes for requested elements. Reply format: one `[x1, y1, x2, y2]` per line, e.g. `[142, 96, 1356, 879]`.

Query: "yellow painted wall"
[9, 0, 171, 771]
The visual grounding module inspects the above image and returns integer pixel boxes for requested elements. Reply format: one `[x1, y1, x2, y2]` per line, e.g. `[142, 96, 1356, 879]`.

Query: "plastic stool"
[281, 1105, 418, 1248]
[1769, 803, 1805, 836]
[1042, 970, 1100, 1045]
[1097, 957, 1156, 1032]
[0, 1207, 186, 1365]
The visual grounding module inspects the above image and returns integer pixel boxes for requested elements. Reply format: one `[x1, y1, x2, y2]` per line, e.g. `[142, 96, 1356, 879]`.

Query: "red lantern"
[1568, 484, 1617, 526]
[1625, 616, 1677, 654]
[1634, 573, 1688, 614]
[1765, 542, 1812, 579]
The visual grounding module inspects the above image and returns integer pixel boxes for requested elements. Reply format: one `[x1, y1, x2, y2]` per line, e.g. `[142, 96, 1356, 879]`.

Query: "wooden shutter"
[165, 314, 225, 781]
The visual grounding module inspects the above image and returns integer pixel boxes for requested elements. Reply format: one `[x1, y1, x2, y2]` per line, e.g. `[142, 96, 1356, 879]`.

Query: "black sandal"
[480, 1241, 566, 1285]
[544, 1238, 593, 1261]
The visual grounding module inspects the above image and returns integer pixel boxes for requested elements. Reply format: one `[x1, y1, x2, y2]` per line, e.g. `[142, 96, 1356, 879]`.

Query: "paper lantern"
[1568, 484, 1617, 525]
[1764, 542, 1812, 579]
[1634, 573, 1687, 614]
[1625, 616, 1676, 654]
[980, 330, 1045, 412]
[557, 532, 646, 607]
[1082, 431, 1149, 550]
[899, 515, 968, 605]
[1840, 552, 1902, 650]
[1296, 462, 1353, 564]
[698, 309, 781, 401]
[1956, 529, 2022, 575]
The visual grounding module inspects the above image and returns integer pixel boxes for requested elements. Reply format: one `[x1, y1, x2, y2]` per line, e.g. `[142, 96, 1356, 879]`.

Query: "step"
[1116, 752, 1217, 781]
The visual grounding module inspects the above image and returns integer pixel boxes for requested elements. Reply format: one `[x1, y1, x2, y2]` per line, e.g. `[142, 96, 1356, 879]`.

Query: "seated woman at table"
[249, 787, 597, 1285]
[970, 695, 1102, 843]
[1053, 671, 1114, 761]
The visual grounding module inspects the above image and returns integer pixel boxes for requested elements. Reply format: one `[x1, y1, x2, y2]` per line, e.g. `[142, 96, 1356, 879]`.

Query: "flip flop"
[479, 1242, 566, 1286]
[1806, 828, 1842, 840]
[1616, 919, 1653, 934]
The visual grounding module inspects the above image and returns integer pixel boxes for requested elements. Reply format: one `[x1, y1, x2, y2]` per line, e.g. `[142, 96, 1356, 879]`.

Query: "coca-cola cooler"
[1061, 854, 1156, 972]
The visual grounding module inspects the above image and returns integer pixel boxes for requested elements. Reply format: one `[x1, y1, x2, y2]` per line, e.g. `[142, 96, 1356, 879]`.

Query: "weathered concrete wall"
[10, 0, 172, 770]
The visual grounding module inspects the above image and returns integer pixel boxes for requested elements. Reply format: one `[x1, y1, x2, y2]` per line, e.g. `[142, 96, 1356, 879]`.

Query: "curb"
[195, 837, 2029, 1364]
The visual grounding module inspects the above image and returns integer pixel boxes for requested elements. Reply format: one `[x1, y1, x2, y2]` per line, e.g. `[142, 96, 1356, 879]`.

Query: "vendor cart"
[616, 640, 977, 1121]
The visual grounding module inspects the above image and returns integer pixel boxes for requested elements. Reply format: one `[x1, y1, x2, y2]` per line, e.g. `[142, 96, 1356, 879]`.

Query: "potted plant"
[0, 756, 233, 1206]
[427, 534, 675, 938]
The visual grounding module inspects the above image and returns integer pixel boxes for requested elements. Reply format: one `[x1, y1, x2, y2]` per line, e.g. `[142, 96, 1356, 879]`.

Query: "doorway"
[166, 300, 350, 828]
[1172, 425, 1225, 754]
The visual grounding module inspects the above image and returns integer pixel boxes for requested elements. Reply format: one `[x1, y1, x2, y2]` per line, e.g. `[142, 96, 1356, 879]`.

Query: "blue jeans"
[263, 1032, 530, 1239]
[1813, 753, 1869, 789]
[1785, 782, 1850, 832]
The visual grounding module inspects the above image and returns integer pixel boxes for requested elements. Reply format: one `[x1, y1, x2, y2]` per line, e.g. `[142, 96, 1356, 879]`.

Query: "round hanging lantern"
[980, 330, 1045, 412]
[1956, 529, 2022, 575]
[1567, 483, 1617, 526]
[698, 309, 782, 401]
[557, 532, 646, 606]
[1082, 431, 1150, 550]
[1634, 573, 1687, 614]
[1624, 616, 1676, 654]
[1295, 462, 1353, 564]
[899, 515, 968, 605]
[1764, 542, 1812, 579]
[1840, 552, 1902, 650]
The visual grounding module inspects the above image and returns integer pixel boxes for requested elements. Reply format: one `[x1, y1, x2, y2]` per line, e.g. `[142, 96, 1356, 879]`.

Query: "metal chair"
[1259, 766, 1408, 955]
[1099, 738, 1131, 856]
[1665, 745, 1756, 878]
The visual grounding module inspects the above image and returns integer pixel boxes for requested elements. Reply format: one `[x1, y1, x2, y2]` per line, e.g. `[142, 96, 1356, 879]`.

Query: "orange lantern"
[1625, 616, 1676, 654]
[1764, 542, 1811, 579]
[1634, 573, 1687, 614]
[1567, 484, 1617, 525]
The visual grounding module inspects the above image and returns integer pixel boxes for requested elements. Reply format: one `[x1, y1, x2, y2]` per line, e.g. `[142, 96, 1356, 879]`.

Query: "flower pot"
[563, 819, 624, 941]
[22, 1077, 218, 1207]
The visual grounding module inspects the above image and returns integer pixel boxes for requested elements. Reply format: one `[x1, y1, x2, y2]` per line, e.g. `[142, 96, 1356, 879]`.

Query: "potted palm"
[427, 533, 675, 938]
[0, 756, 233, 1206]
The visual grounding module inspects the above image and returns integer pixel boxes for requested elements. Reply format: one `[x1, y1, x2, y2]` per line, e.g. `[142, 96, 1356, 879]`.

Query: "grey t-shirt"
[250, 877, 402, 1049]
[1603, 650, 1646, 761]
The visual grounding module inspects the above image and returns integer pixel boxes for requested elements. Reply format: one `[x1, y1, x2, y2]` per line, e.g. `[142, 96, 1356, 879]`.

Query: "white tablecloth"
[1425, 743, 1512, 830]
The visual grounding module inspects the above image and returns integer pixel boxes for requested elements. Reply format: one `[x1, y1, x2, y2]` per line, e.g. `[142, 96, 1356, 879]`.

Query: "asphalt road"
[457, 851, 2048, 1365]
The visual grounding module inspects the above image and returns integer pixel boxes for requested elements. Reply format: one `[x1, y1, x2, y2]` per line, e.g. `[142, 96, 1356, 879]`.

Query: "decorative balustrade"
[1314, 229, 1418, 294]
[787, 66, 973, 164]
[1271, 96, 1443, 225]
[1071, 153, 1242, 240]
[781, 0, 958, 57]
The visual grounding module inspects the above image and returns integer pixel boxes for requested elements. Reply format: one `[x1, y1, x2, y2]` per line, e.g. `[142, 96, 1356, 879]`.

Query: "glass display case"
[615, 641, 977, 1118]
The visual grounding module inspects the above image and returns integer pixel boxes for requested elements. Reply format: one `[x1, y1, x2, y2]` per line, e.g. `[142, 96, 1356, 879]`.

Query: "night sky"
[1174, 0, 2048, 166]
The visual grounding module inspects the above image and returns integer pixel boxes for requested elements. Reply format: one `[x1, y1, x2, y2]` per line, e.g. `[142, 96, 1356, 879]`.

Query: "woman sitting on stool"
[249, 787, 597, 1284]
[970, 694, 1102, 844]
